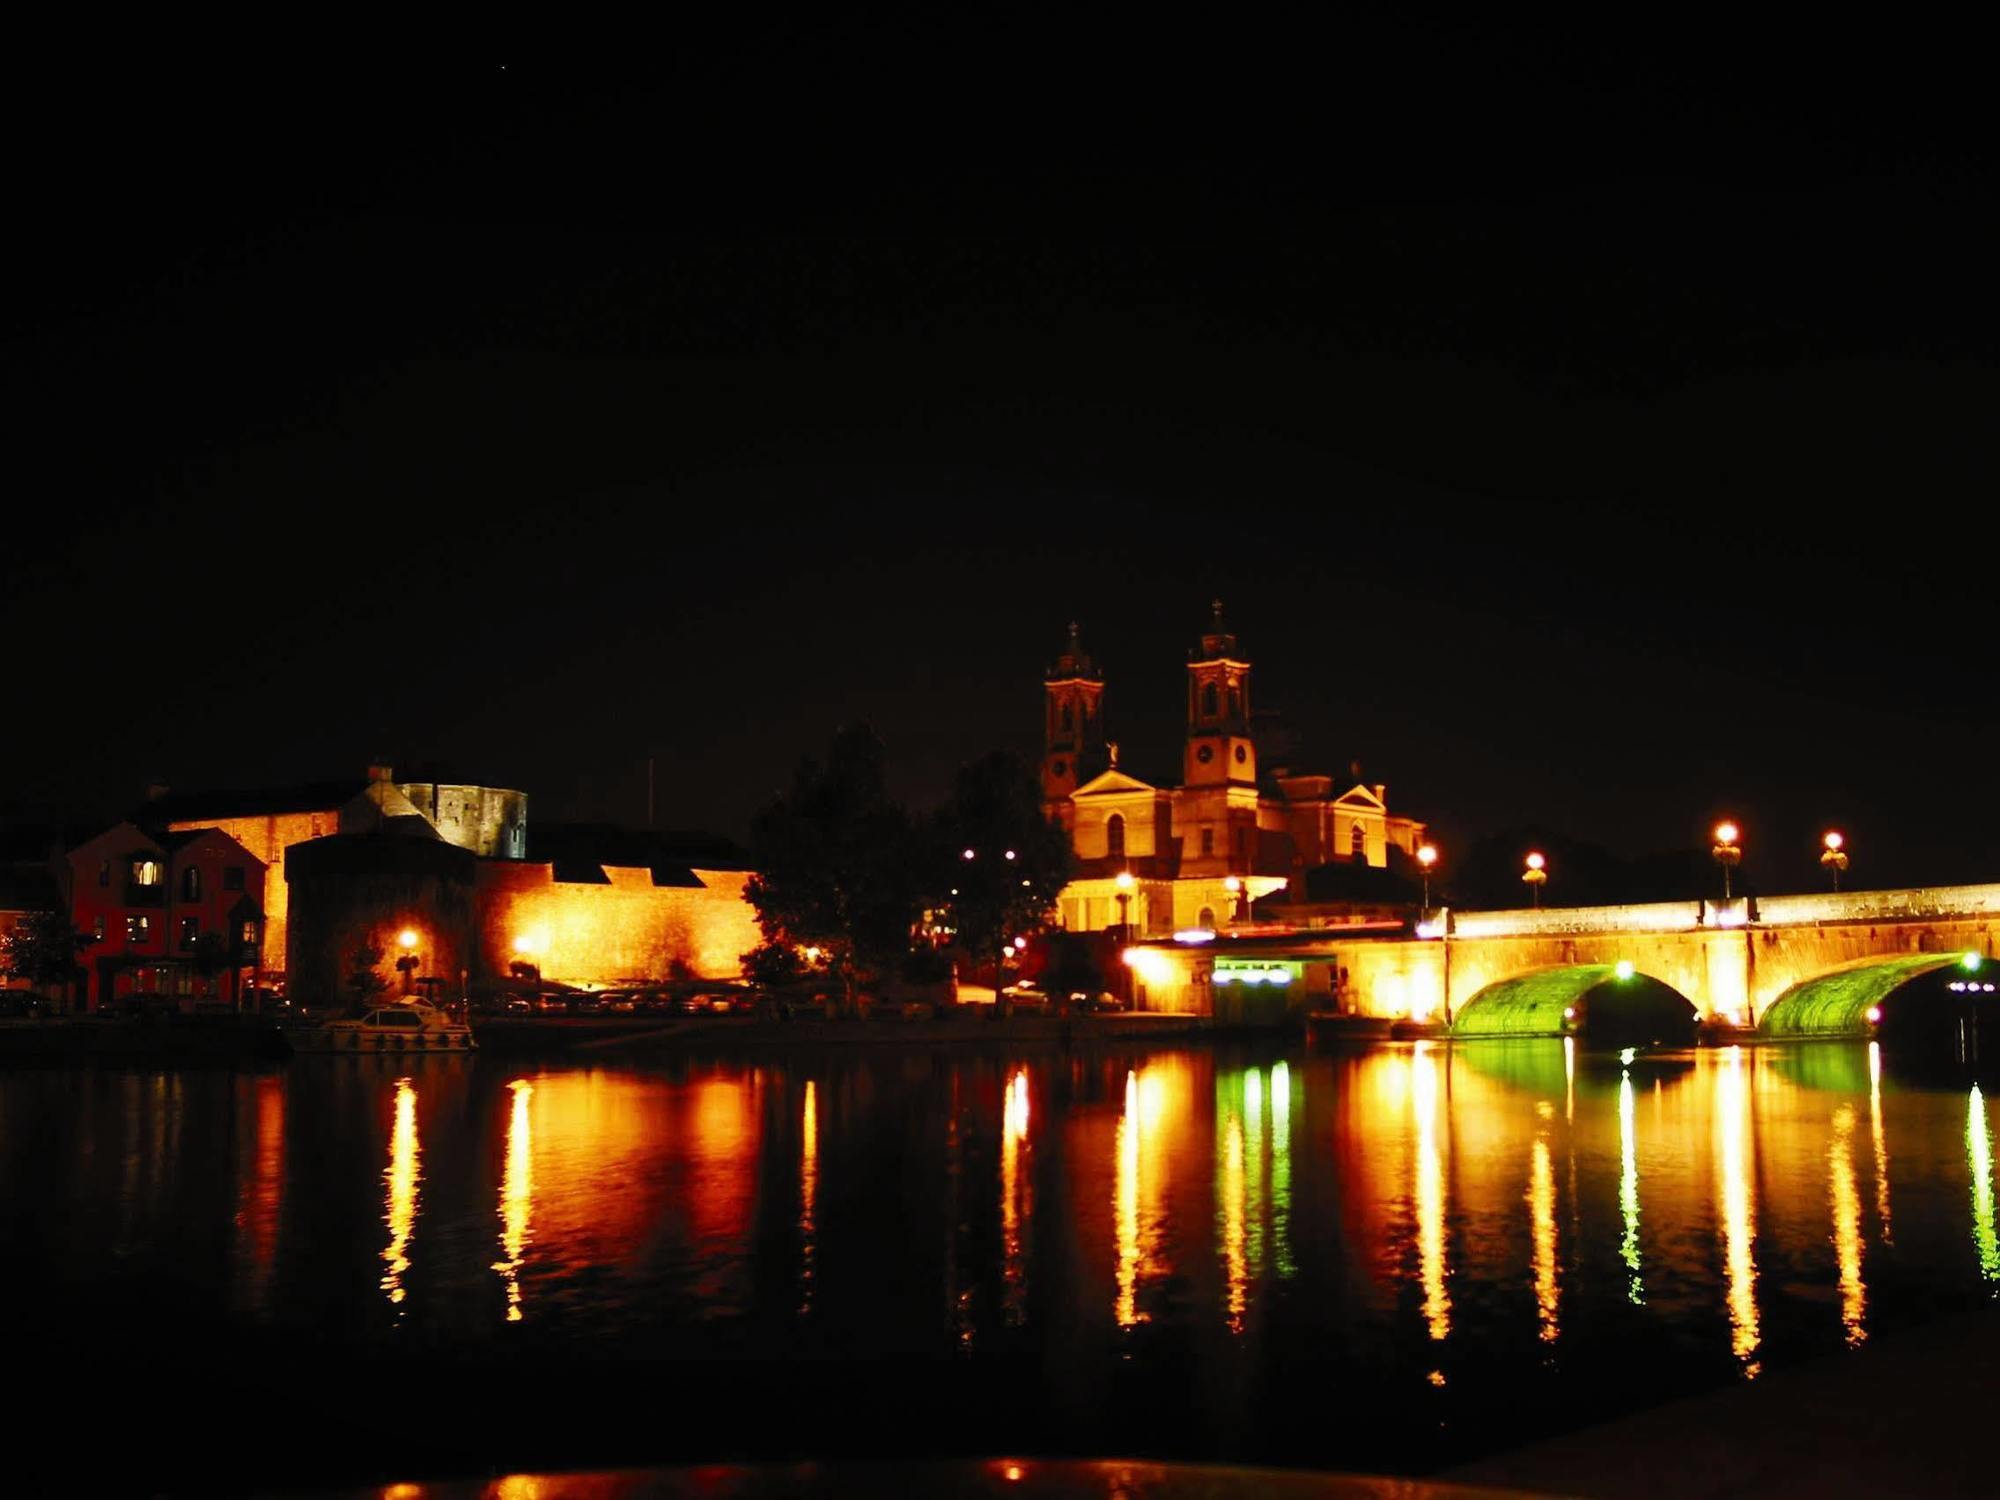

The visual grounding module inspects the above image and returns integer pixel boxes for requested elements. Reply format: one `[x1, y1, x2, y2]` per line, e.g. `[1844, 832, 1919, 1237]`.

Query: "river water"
[5, 1040, 1996, 1486]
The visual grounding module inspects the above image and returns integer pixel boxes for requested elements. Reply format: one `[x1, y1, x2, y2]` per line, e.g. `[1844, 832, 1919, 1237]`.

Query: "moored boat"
[286, 999, 477, 1055]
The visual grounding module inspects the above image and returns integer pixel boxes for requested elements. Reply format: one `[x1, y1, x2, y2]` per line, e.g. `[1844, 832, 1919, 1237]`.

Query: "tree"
[189, 931, 232, 1007]
[930, 750, 1074, 1015]
[0, 910, 85, 1008]
[346, 941, 390, 1011]
[745, 725, 919, 1014]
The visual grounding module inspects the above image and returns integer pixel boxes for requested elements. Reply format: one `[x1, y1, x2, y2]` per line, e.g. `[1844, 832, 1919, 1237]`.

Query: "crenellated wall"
[474, 862, 761, 987]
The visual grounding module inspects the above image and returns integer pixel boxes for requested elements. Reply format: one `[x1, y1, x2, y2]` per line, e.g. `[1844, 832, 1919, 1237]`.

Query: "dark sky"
[3, 29, 1995, 891]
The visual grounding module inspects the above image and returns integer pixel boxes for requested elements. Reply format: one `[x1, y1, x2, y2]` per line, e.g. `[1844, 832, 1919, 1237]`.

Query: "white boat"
[286, 999, 477, 1054]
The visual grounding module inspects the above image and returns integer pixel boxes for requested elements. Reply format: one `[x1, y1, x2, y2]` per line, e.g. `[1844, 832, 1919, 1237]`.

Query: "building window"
[223, 866, 244, 892]
[1349, 823, 1366, 859]
[241, 921, 258, 947]
[126, 914, 152, 944]
[97, 859, 110, 888]
[1201, 682, 1219, 718]
[1201, 828, 1214, 857]
[1234, 827, 1246, 860]
[1060, 701, 1074, 733]
[181, 866, 201, 901]
[179, 916, 199, 950]
[1198, 906, 1216, 931]
[131, 859, 161, 887]
[1106, 814, 1125, 860]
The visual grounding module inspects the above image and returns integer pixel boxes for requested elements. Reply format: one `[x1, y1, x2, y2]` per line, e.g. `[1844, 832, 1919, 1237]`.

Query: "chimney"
[368, 761, 396, 785]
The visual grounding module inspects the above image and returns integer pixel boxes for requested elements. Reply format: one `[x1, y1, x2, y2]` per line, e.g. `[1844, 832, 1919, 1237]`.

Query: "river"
[5, 1039, 1994, 1487]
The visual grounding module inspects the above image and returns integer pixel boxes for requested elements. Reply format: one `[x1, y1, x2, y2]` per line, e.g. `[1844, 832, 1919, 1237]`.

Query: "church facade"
[1043, 606, 1429, 938]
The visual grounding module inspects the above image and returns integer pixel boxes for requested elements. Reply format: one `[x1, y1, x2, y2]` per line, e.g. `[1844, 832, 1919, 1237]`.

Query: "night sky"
[4, 31, 1995, 891]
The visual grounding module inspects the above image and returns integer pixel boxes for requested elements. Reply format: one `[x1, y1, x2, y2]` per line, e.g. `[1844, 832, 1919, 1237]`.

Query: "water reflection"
[1715, 1048, 1760, 1378]
[28, 1037, 2000, 1456]
[1270, 1061, 1294, 1280]
[1115, 1067, 1169, 1328]
[494, 1080, 533, 1322]
[1829, 1103, 1865, 1345]
[1868, 1042, 1892, 1242]
[232, 1074, 285, 1312]
[1529, 1105, 1558, 1345]
[1411, 1042, 1451, 1349]
[1618, 1059, 1642, 1305]
[382, 1077, 420, 1309]
[1001, 1068, 1031, 1325]
[800, 1079, 817, 1315]
[1969, 1085, 1998, 1283]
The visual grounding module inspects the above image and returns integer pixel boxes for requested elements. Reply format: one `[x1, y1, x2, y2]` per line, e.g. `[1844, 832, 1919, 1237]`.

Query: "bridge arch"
[1451, 963, 1698, 1044]
[1758, 951, 1989, 1039]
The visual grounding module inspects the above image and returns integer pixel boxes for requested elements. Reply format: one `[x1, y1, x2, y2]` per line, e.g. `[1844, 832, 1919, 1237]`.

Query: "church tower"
[1042, 621, 1105, 825]
[1185, 600, 1255, 788]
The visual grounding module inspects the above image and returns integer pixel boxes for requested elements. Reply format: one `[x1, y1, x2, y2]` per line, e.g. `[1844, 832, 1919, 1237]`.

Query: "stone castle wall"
[474, 863, 761, 987]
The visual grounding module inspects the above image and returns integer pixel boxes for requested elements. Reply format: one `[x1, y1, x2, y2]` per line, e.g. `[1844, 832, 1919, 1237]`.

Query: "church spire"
[1041, 619, 1106, 825]
[1198, 598, 1239, 660]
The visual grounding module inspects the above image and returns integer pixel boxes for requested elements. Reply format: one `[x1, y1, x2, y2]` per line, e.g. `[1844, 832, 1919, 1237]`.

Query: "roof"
[142, 779, 368, 824]
[1299, 856, 1421, 904]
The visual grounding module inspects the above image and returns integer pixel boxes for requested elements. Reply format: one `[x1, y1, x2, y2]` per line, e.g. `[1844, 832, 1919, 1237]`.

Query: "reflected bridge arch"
[1758, 950, 1994, 1040]
[1451, 963, 1699, 1044]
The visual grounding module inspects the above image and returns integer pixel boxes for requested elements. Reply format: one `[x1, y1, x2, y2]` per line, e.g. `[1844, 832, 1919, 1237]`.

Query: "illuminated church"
[1043, 604, 1429, 936]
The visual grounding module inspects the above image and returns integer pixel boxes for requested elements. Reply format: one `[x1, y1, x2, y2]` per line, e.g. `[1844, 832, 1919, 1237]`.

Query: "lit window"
[241, 921, 258, 947]
[126, 914, 152, 944]
[131, 859, 161, 887]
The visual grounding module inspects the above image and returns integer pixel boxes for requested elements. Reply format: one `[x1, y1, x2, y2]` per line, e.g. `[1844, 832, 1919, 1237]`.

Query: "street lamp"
[1821, 830, 1849, 892]
[395, 927, 421, 996]
[1223, 873, 1250, 924]
[1522, 851, 1547, 909]
[1114, 870, 1135, 936]
[1416, 843, 1438, 910]
[1712, 821, 1742, 901]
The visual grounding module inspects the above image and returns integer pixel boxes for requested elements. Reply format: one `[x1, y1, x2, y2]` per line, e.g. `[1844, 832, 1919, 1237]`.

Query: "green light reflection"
[1969, 1085, 1999, 1283]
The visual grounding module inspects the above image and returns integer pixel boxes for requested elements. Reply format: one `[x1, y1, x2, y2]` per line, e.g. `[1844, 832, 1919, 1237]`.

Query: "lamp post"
[395, 927, 420, 996]
[1115, 870, 1135, 937]
[1821, 830, 1849, 892]
[1522, 851, 1547, 909]
[1223, 873, 1250, 924]
[1416, 843, 1438, 912]
[1712, 821, 1742, 902]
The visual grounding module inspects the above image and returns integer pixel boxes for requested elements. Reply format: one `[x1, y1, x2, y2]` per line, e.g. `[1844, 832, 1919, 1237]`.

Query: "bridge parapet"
[1754, 884, 2000, 926]
[1449, 901, 1701, 940]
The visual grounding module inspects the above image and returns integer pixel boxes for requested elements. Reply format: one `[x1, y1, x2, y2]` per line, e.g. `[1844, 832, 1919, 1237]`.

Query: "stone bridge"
[1124, 885, 2000, 1038]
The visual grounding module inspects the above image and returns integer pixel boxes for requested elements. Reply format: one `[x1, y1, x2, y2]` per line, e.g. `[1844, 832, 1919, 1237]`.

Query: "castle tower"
[1185, 600, 1255, 788]
[1042, 621, 1105, 824]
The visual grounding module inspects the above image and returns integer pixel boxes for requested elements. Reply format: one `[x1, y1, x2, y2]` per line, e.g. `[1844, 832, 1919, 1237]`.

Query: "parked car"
[533, 994, 571, 1015]
[1070, 991, 1125, 1014]
[597, 991, 637, 1014]
[1001, 982, 1051, 1014]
